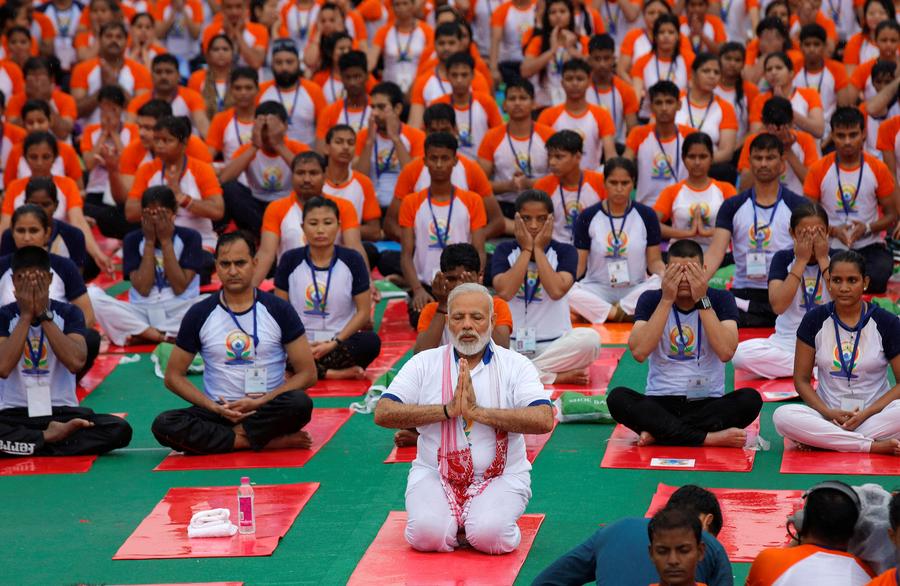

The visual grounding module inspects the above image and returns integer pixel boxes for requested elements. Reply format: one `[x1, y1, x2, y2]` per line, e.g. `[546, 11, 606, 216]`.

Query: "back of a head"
[762, 96, 793, 126]
[801, 485, 860, 548]
[440, 243, 481, 273]
[424, 102, 456, 128]
[666, 484, 723, 536]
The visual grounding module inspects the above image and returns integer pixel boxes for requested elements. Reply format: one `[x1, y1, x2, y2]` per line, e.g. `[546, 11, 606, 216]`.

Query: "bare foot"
[265, 430, 313, 450]
[325, 366, 367, 380]
[871, 439, 900, 456]
[637, 431, 656, 446]
[554, 369, 590, 385]
[43, 419, 93, 443]
[135, 327, 166, 344]
[703, 428, 747, 448]
[394, 429, 419, 447]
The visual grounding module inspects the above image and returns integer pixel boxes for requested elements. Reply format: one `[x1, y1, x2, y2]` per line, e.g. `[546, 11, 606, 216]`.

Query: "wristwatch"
[695, 296, 712, 311]
[34, 309, 55, 324]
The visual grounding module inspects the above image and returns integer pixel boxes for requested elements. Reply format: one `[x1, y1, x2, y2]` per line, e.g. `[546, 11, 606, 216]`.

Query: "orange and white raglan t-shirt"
[537, 103, 615, 170]
[746, 545, 873, 586]
[393, 155, 493, 201]
[654, 178, 736, 248]
[533, 169, 606, 243]
[2, 175, 82, 221]
[322, 170, 381, 224]
[431, 92, 504, 158]
[262, 193, 360, 259]
[625, 123, 696, 206]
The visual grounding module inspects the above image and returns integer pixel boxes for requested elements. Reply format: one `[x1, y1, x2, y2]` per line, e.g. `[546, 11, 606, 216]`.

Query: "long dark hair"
[651, 14, 681, 61]
[718, 42, 746, 115]
[540, 0, 576, 54]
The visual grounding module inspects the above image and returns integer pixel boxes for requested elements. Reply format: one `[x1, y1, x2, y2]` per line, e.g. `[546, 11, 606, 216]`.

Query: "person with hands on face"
[88, 186, 205, 347]
[749, 51, 826, 139]
[803, 107, 898, 295]
[492, 190, 600, 385]
[773, 250, 900, 456]
[606, 239, 763, 448]
[734, 204, 834, 380]
[375, 282, 553, 554]
[0, 246, 133, 458]
[152, 231, 316, 456]
[6, 100, 85, 191]
[126, 54, 210, 138]
[201, 0, 269, 70]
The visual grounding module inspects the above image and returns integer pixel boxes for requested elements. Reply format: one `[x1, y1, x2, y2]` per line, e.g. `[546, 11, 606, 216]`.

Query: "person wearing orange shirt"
[11, 0, 55, 58]
[202, 0, 269, 70]
[788, 0, 838, 55]
[73, 0, 128, 63]
[71, 21, 152, 126]
[37, 0, 83, 74]
[647, 507, 708, 586]
[861, 62, 900, 162]
[844, 0, 893, 74]
[308, 32, 363, 106]
[6, 56, 75, 141]
[795, 24, 851, 122]
[369, 0, 434, 92]
[849, 20, 900, 104]
[188, 34, 235, 123]
[315, 50, 372, 147]
[618, 0, 684, 83]
[154, 0, 203, 71]
[716, 42, 760, 146]
[206, 66, 258, 166]
[680, 0, 726, 55]
[322, 125, 382, 242]
[6, 100, 84, 191]
[489, 0, 536, 86]
[219, 101, 310, 236]
[867, 492, 900, 585]
[127, 54, 209, 138]
[744, 15, 800, 86]
[0, 98, 26, 191]
[521, 0, 590, 107]
[630, 14, 695, 120]
[587, 33, 640, 145]
[125, 12, 167, 73]
[279, 0, 319, 53]
[750, 51, 826, 139]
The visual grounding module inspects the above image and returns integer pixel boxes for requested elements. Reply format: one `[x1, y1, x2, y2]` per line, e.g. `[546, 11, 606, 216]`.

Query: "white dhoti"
[733, 334, 795, 379]
[404, 468, 531, 554]
[531, 328, 602, 385]
[88, 284, 202, 346]
[567, 275, 661, 324]
[773, 401, 900, 452]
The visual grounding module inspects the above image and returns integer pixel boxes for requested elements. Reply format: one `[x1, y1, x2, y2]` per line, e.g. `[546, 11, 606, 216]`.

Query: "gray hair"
[447, 282, 494, 316]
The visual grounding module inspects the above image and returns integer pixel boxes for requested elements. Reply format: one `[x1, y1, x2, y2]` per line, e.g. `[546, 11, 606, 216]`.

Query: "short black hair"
[648, 80, 680, 101]
[667, 485, 723, 536]
[302, 195, 340, 219]
[12, 203, 50, 232]
[325, 124, 356, 143]
[588, 33, 615, 53]
[749, 132, 785, 155]
[561, 57, 591, 76]
[434, 21, 463, 40]
[137, 99, 173, 120]
[440, 242, 480, 273]
[154, 115, 192, 143]
[151, 53, 179, 71]
[790, 202, 829, 230]
[338, 49, 367, 73]
[100, 20, 127, 38]
[24, 131, 58, 158]
[872, 59, 897, 81]
[141, 185, 177, 211]
[761, 96, 794, 126]
[668, 239, 705, 263]
[25, 176, 57, 204]
[801, 485, 860, 547]
[424, 103, 457, 128]
[21, 99, 51, 121]
[215, 230, 257, 258]
[515, 189, 554, 214]
[371, 81, 405, 108]
[829, 250, 867, 278]
[98, 84, 127, 107]
[890, 491, 900, 531]
[504, 77, 535, 98]
[255, 100, 289, 123]
[756, 16, 791, 45]
[22, 56, 52, 77]
[799, 23, 827, 43]
[446, 51, 475, 72]
[604, 157, 637, 183]
[424, 131, 458, 154]
[230, 66, 259, 85]
[875, 19, 900, 38]
[648, 507, 702, 544]
[292, 151, 326, 171]
[11, 245, 51, 273]
[546, 130, 583, 154]
[682, 132, 713, 158]
[830, 106, 865, 131]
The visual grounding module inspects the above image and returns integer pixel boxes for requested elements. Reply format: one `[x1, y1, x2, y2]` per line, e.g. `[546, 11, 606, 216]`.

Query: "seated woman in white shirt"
[773, 250, 900, 455]
[734, 203, 833, 379]
[275, 196, 381, 380]
[567, 157, 666, 323]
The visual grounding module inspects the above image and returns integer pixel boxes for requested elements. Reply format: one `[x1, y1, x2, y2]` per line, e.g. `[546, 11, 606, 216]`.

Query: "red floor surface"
[384, 424, 557, 464]
[546, 347, 625, 399]
[153, 409, 352, 471]
[645, 483, 803, 562]
[780, 439, 900, 475]
[737, 328, 775, 342]
[733, 369, 802, 402]
[113, 483, 318, 560]
[347, 512, 544, 585]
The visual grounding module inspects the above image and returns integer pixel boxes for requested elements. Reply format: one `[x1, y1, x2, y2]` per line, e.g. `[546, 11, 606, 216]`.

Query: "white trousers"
[773, 401, 900, 452]
[404, 468, 530, 554]
[567, 275, 661, 324]
[733, 335, 795, 379]
[88, 285, 201, 346]
[532, 327, 602, 385]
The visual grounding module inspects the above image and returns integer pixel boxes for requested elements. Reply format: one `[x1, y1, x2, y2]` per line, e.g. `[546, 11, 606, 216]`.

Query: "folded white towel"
[189, 508, 231, 528]
[187, 521, 238, 538]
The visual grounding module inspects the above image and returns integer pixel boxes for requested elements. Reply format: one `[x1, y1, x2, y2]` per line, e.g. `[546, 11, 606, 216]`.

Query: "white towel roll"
[187, 521, 238, 538]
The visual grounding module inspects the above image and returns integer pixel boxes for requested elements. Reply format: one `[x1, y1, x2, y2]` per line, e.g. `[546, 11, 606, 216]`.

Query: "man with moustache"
[374, 282, 554, 554]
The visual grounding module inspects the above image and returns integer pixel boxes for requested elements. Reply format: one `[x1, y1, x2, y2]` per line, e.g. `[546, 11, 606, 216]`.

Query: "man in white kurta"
[374, 283, 553, 554]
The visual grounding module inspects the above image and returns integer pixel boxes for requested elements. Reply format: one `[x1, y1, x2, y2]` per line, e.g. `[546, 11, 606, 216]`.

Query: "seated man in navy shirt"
[0, 246, 133, 457]
[532, 484, 733, 586]
[151, 232, 317, 455]
[607, 239, 763, 447]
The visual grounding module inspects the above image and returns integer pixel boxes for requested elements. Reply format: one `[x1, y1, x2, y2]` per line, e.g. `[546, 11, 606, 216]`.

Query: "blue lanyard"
[834, 155, 864, 219]
[436, 68, 448, 94]
[594, 84, 617, 127]
[276, 85, 301, 119]
[654, 131, 680, 180]
[295, 6, 311, 39]
[800, 267, 823, 311]
[750, 186, 782, 250]
[233, 116, 246, 146]
[427, 187, 455, 248]
[523, 253, 540, 309]
[673, 309, 701, 363]
[156, 155, 188, 186]
[831, 302, 872, 384]
[395, 28, 415, 62]
[221, 291, 259, 351]
[654, 55, 676, 83]
[606, 202, 632, 258]
[506, 124, 534, 177]
[374, 137, 396, 178]
[802, 68, 824, 95]
[559, 173, 584, 230]
[343, 103, 367, 131]
[306, 248, 337, 314]
[720, 0, 732, 21]
[26, 327, 45, 370]
[459, 96, 474, 147]
[686, 91, 713, 131]
[602, 0, 619, 35]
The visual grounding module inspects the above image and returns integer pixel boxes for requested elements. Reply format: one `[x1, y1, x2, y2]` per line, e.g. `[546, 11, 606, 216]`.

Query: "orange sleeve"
[3, 147, 19, 187]
[182, 88, 206, 113]
[303, 79, 328, 116]
[398, 191, 423, 227]
[410, 75, 428, 106]
[585, 171, 607, 199]
[465, 158, 493, 197]
[617, 78, 640, 115]
[630, 53, 650, 80]
[479, 94, 504, 128]
[55, 92, 77, 119]
[192, 160, 222, 198]
[416, 302, 438, 332]
[653, 183, 679, 220]
[877, 116, 900, 152]
[119, 142, 144, 175]
[287, 139, 310, 154]
[803, 157, 830, 200]
[851, 61, 872, 90]
[127, 92, 149, 115]
[592, 105, 615, 137]
[373, 24, 388, 48]
[532, 175, 558, 195]
[357, 0, 384, 20]
[61, 146, 83, 180]
[4, 93, 23, 119]
[871, 156, 896, 199]
[357, 174, 381, 221]
[463, 190, 487, 230]
[69, 61, 90, 91]
[711, 16, 727, 42]
[355, 128, 368, 155]
[129, 162, 155, 199]
[625, 124, 652, 154]
[1, 180, 22, 215]
[536, 105, 561, 128]
[798, 132, 820, 166]
[406, 127, 426, 157]
[718, 99, 738, 130]
[828, 60, 849, 90]
[476, 126, 505, 161]
[744, 81, 760, 110]
[79, 125, 97, 153]
[493, 297, 513, 329]
[524, 37, 542, 57]
[620, 28, 641, 57]
[60, 178, 82, 209]
[535, 123, 556, 142]
[393, 158, 424, 199]
[490, 3, 510, 27]
[262, 197, 290, 235]
[187, 70, 204, 93]
[717, 180, 737, 199]
[230, 143, 253, 161]
[348, 10, 367, 40]
[748, 93, 767, 124]
[473, 70, 492, 94]
[335, 198, 361, 230]
[186, 135, 214, 162]
[799, 88, 823, 111]
[206, 111, 229, 152]
[316, 102, 341, 140]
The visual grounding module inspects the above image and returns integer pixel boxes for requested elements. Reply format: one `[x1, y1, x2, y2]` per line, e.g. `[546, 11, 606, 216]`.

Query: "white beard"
[451, 328, 490, 356]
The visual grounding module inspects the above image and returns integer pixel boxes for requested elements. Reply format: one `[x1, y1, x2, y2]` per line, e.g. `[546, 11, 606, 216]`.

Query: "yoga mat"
[737, 328, 775, 342]
[546, 347, 625, 399]
[119, 583, 243, 585]
[307, 340, 415, 397]
[101, 339, 159, 354]
[378, 299, 418, 341]
[589, 323, 632, 345]
[113, 482, 318, 560]
[77, 354, 122, 401]
[384, 424, 556, 464]
[347, 511, 544, 585]
[733, 369, 801, 402]
[780, 439, 900, 475]
[645, 483, 803, 562]
[154, 408, 352, 471]
[600, 419, 761, 472]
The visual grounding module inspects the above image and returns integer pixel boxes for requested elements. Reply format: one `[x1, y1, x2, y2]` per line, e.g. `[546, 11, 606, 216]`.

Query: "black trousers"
[730, 287, 776, 328]
[151, 390, 313, 454]
[84, 194, 140, 241]
[221, 181, 268, 236]
[315, 331, 382, 378]
[0, 406, 132, 457]
[606, 387, 762, 446]
[79, 328, 101, 381]
[857, 242, 893, 294]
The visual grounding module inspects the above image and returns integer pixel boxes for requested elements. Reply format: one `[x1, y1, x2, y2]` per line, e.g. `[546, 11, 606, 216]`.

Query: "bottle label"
[238, 495, 253, 525]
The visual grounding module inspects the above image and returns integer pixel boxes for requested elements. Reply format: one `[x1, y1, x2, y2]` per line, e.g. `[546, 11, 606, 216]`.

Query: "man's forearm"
[374, 399, 447, 428]
[470, 404, 553, 434]
[698, 311, 737, 361]
[43, 324, 87, 373]
[165, 371, 220, 411]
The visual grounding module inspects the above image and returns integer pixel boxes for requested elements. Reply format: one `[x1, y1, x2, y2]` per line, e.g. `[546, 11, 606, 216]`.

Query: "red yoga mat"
[385, 424, 557, 464]
[347, 511, 544, 585]
[126, 583, 243, 586]
[737, 328, 775, 342]
[101, 338, 160, 354]
[733, 369, 802, 402]
[153, 408, 352, 471]
[644, 483, 803, 562]
[546, 347, 625, 399]
[588, 323, 632, 345]
[77, 354, 122, 401]
[780, 438, 900, 475]
[601, 419, 761, 472]
[113, 482, 318, 560]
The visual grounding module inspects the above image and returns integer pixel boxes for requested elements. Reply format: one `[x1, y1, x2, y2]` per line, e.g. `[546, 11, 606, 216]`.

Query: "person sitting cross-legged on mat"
[607, 239, 764, 447]
[773, 250, 900, 456]
[88, 186, 205, 346]
[374, 282, 554, 554]
[0, 246, 133, 457]
[747, 481, 873, 586]
[151, 232, 317, 455]
[733, 203, 834, 379]
[647, 507, 708, 586]
[533, 484, 733, 586]
[492, 189, 601, 385]
[274, 196, 381, 381]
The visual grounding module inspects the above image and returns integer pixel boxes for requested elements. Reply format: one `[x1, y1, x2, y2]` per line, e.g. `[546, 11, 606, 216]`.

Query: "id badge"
[607, 260, 630, 287]
[244, 367, 267, 396]
[309, 330, 336, 343]
[685, 376, 710, 401]
[515, 327, 536, 354]
[746, 251, 767, 279]
[25, 377, 52, 418]
[840, 397, 865, 412]
[146, 307, 167, 327]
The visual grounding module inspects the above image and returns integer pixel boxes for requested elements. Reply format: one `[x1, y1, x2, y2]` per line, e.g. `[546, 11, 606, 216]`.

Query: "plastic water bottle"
[237, 476, 255, 534]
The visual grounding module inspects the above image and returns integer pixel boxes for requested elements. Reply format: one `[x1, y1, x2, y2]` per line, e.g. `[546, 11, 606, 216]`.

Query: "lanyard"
[654, 55, 676, 83]
[427, 187, 455, 248]
[800, 267, 823, 311]
[373, 136, 396, 178]
[54, 6, 74, 37]
[606, 202, 632, 257]
[295, 6, 311, 39]
[343, 103, 367, 131]
[831, 302, 872, 384]
[826, 0, 839, 23]
[222, 290, 259, 352]
[212, 80, 225, 109]
[802, 67, 825, 94]
[506, 124, 534, 176]
[750, 186, 782, 250]
[834, 155, 864, 219]
[559, 173, 584, 229]
[156, 155, 188, 186]
[653, 131, 680, 180]
[459, 96, 474, 146]
[328, 76, 343, 103]
[395, 28, 415, 62]
[602, 0, 619, 35]
[233, 115, 247, 146]
[594, 84, 617, 126]
[306, 248, 337, 315]
[673, 309, 702, 363]
[25, 327, 45, 370]
[686, 91, 713, 131]
[720, 0, 732, 21]
[523, 253, 541, 310]
[436, 68, 448, 94]
[276, 86, 301, 119]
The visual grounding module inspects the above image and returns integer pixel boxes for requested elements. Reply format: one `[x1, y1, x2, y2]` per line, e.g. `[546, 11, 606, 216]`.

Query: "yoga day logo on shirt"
[689, 202, 712, 227]
[459, 126, 473, 147]
[831, 340, 862, 379]
[667, 325, 696, 360]
[748, 224, 772, 249]
[260, 164, 285, 191]
[564, 200, 583, 227]
[605, 231, 629, 257]
[303, 280, 330, 316]
[21, 335, 48, 374]
[516, 269, 543, 302]
[651, 152, 673, 180]
[836, 184, 858, 214]
[375, 147, 397, 171]
[428, 219, 449, 249]
[800, 276, 823, 310]
[224, 329, 254, 365]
